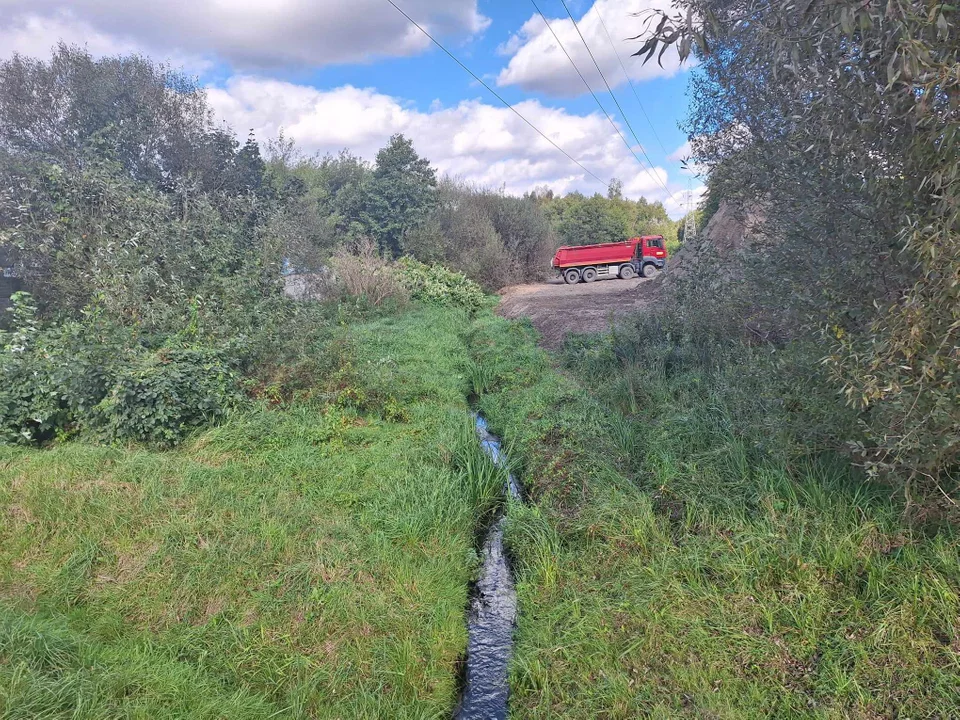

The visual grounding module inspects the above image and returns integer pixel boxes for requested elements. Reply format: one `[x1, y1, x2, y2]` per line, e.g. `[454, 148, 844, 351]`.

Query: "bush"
[0, 293, 243, 446]
[0, 295, 128, 443]
[393, 258, 486, 311]
[637, 0, 959, 495]
[96, 348, 243, 446]
[329, 240, 410, 307]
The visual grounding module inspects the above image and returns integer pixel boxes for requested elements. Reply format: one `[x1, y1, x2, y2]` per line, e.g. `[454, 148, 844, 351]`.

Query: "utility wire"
[383, 0, 611, 190]
[558, 0, 671, 194]
[593, 6, 670, 156]
[529, 0, 653, 181]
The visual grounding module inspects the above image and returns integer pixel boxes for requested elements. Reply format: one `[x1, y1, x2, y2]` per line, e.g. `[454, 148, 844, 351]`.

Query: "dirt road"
[497, 275, 660, 348]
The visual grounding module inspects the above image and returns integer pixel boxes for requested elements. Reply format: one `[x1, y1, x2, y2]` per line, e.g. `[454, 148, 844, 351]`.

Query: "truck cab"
[638, 236, 667, 277]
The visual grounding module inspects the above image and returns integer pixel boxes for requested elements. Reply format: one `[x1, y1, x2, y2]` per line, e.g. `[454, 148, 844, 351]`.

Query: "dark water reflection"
[455, 415, 520, 720]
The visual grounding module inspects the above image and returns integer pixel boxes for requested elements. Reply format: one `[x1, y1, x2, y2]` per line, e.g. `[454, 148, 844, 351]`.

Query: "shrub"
[329, 239, 410, 307]
[394, 258, 486, 311]
[637, 0, 959, 495]
[0, 293, 243, 446]
[96, 348, 243, 446]
[0, 294, 129, 443]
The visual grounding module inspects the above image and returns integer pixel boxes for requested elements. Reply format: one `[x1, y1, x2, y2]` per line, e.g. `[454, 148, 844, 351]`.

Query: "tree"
[556, 194, 630, 246]
[363, 134, 437, 256]
[634, 0, 959, 489]
[0, 44, 208, 189]
[0, 45, 278, 319]
[607, 178, 624, 200]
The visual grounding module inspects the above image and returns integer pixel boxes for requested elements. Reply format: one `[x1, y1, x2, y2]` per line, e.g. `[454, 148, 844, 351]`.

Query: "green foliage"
[0, 307, 487, 718]
[0, 293, 244, 446]
[539, 190, 678, 249]
[467, 312, 960, 718]
[452, 417, 510, 517]
[553, 193, 631, 246]
[402, 178, 557, 289]
[394, 257, 486, 311]
[0, 294, 126, 443]
[96, 348, 242, 446]
[362, 134, 437, 256]
[0, 46, 277, 323]
[637, 0, 959, 493]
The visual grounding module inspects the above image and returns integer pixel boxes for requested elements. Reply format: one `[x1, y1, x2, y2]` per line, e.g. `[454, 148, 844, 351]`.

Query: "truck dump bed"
[552, 240, 638, 268]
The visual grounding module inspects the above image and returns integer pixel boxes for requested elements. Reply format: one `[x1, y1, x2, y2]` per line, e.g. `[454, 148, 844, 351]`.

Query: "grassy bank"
[4, 299, 959, 719]
[467, 315, 960, 718]
[0, 307, 491, 719]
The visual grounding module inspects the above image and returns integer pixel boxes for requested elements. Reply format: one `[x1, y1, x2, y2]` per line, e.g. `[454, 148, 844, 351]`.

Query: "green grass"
[0, 307, 489, 719]
[466, 314, 960, 719]
[4, 301, 960, 719]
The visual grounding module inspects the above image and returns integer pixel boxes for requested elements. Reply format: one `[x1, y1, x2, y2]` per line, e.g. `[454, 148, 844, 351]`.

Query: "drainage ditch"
[454, 414, 521, 720]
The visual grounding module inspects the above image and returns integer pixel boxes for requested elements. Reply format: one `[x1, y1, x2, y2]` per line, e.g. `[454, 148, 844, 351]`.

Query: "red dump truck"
[551, 235, 667, 284]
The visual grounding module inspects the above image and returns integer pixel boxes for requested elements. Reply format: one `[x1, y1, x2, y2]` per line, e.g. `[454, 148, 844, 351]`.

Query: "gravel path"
[497, 274, 662, 348]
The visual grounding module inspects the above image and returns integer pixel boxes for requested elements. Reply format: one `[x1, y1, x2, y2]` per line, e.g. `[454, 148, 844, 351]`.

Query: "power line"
[558, 0, 671, 195]
[593, 6, 670, 156]
[383, 0, 611, 190]
[529, 0, 653, 180]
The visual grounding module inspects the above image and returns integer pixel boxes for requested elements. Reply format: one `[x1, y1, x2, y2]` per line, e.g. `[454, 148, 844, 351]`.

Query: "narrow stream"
[455, 415, 521, 720]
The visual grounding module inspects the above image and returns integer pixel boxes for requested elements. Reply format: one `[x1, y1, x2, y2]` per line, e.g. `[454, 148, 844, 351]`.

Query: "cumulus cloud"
[0, 10, 211, 73]
[667, 140, 692, 163]
[207, 77, 690, 217]
[661, 183, 706, 218]
[667, 138, 714, 179]
[497, 0, 686, 97]
[0, 0, 489, 69]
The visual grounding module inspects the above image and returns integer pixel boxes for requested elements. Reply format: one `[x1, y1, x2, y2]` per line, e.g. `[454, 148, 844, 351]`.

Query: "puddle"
[455, 415, 520, 720]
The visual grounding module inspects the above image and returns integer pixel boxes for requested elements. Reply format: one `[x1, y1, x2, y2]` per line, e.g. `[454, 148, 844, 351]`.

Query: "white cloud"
[667, 140, 691, 163]
[0, 0, 489, 69]
[0, 12, 135, 59]
[0, 10, 211, 73]
[207, 77, 691, 217]
[661, 184, 706, 218]
[497, 0, 686, 97]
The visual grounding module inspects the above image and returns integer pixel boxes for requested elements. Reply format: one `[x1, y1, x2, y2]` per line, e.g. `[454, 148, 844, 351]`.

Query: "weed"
[465, 360, 496, 397]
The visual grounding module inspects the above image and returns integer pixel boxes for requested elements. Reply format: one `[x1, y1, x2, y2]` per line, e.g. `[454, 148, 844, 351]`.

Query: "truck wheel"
[563, 268, 581, 284]
[641, 263, 658, 279]
[619, 264, 636, 280]
[582, 267, 598, 283]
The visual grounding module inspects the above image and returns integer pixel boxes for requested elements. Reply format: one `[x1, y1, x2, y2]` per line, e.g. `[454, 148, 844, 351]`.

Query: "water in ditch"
[455, 415, 520, 720]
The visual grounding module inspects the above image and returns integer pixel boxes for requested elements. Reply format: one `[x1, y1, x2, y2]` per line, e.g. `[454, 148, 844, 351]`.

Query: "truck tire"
[563, 268, 581, 284]
[641, 263, 658, 279]
[582, 267, 598, 283]
[619, 264, 636, 280]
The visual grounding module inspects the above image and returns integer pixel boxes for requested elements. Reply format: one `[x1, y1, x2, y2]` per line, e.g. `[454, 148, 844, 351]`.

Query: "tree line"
[0, 44, 678, 445]
[0, 45, 679, 319]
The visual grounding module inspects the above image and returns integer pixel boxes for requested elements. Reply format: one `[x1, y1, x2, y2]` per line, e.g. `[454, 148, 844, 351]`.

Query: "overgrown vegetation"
[0, 307, 491, 718]
[3, 20, 955, 717]
[465, 313, 960, 718]
[633, 0, 958, 497]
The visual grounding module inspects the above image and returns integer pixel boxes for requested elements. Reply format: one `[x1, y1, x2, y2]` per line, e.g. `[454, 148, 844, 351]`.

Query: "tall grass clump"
[452, 418, 510, 518]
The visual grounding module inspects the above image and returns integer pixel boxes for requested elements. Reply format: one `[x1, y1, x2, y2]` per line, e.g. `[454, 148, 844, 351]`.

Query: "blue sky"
[0, 0, 704, 217]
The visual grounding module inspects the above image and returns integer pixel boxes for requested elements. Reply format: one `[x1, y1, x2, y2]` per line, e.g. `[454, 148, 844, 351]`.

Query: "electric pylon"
[683, 184, 697, 240]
